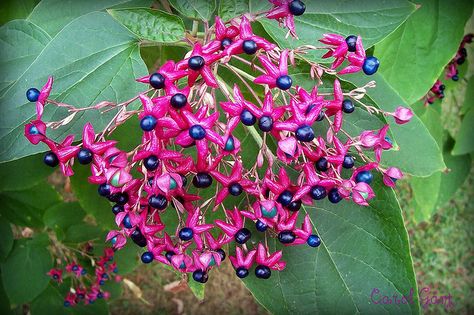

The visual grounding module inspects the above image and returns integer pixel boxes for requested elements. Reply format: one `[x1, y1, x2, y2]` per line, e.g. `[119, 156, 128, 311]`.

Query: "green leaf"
[0, 0, 39, 25]
[187, 278, 205, 300]
[0, 216, 13, 262]
[30, 285, 67, 315]
[112, 242, 140, 275]
[460, 75, 474, 115]
[0, 12, 148, 162]
[43, 202, 86, 232]
[452, 107, 474, 155]
[259, 0, 416, 63]
[108, 8, 185, 43]
[0, 274, 13, 315]
[243, 176, 420, 314]
[1, 234, 52, 305]
[374, 0, 473, 104]
[169, 0, 216, 21]
[0, 154, 54, 192]
[65, 224, 104, 244]
[217, 0, 270, 21]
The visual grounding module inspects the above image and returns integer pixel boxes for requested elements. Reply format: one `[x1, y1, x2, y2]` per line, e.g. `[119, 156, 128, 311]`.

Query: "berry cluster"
[24, 1, 413, 283]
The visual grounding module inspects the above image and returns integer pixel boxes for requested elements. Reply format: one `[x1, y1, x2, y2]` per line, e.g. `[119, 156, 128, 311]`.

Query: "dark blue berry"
[343, 155, 354, 169]
[355, 170, 373, 184]
[188, 56, 205, 70]
[192, 269, 208, 283]
[258, 116, 273, 132]
[217, 248, 226, 261]
[457, 57, 465, 65]
[141, 251, 154, 264]
[170, 93, 187, 109]
[149, 73, 165, 89]
[180, 174, 187, 187]
[277, 190, 293, 207]
[307, 234, 321, 247]
[439, 84, 445, 91]
[362, 56, 380, 75]
[43, 152, 59, 167]
[131, 229, 147, 247]
[148, 194, 168, 210]
[295, 125, 315, 142]
[179, 227, 194, 241]
[342, 99, 355, 113]
[236, 267, 249, 278]
[242, 40, 258, 54]
[165, 251, 175, 262]
[240, 109, 256, 125]
[99, 280, 105, 285]
[278, 230, 296, 244]
[224, 136, 235, 151]
[310, 185, 326, 200]
[328, 188, 342, 204]
[112, 204, 124, 215]
[452, 75, 459, 81]
[316, 111, 325, 121]
[64, 301, 71, 307]
[345, 35, 357, 52]
[315, 157, 328, 172]
[289, 0, 306, 15]
[228, 182, 243, 196]
[77, 148, 93, 165]
[72, 265, 79, 271]
[193, 172, 213, 188]
[189, 125, 206, 140]
[123, 215, 133, 229]
[116, 193, 129, 205]
[221, 38, 232, 50]
[305, 104, 316, 115]
[98, 183, 111, 197]
[26, 88, 40, 102]
[256, 220, 268, 232]
[235, 228, 251, 244]
[287, 199, 301, 211]
[97, 292, 103, 299]
[140, 115, 157, 131]
[276, 75, 292, 90]
[255, 265, 271, 279]
[144, 155, 159, 171]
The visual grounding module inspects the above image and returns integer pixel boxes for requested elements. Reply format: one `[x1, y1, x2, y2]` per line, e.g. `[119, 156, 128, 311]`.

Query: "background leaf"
[0, 217, 13, 262]
[43, 202, 86, 232]
[218, 0, 270, 21]
[0, 0, 39, 25]
[0, 154, 54, 191]
[452, 108, 474, 155]
[169, 0, 216, 21]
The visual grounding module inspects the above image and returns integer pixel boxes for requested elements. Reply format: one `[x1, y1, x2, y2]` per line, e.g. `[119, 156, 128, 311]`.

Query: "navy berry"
[131, 229, 147, 247]
[235, 228, 251, 244]
[149, 73, 165, 89]
[310, 185, 326, 200]
[315, 157, 328, 172]
[228, 182, 243, 196]
[278, 230, 296, 244]
[277, 190, 293, 207]
[144, 155, 159, 171]
[242, 40, 258, 54]
[236, 267, 249, 278]
[192, 269, 208, 283]
[328, 188, 342, 204]
[256, 220, 268, 232]
[77, 148, 93, 165]
[345, 35, 357, 52]
[307, 235, 321, 247]
[141, 251, 154, 264]
[362, 56, 380, 75]
[148, 194, 168, 210]
[179, 227, 194, 241]
[189, 125, 206, 140]
[193, 172, 213, 188]
[343, 155, 354, 169]
[289, 0, 306, 16]
[26, 88, 40, 102]
[276, 75, 292, 90]
[240, 109, 256, 126]
[255, 265, 271, 279]
[122, 215, 133, 229]
[221, 38, 232, 50]
[98, 183, 110, 197]
[258, 116, 273, 132]
[112, 204, 124, 215]
[170, 93, 187, 109]
[342, 99, 355, 113]
[188, 56, 205, 70]
[287, 199, 301, 212]
[140, 115, 157, 131]
[217, 249, 226, 261]
[296, 125, 315, 142]
[355, 170, 373, 184]
[44, 152, 59, 167]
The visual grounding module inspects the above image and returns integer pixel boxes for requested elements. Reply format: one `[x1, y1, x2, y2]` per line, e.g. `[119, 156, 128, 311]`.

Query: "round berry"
[345, 35, 357, 52]
[355, 170, 373, 184]
[258, 115, 273, 132]
[240, 109, 256, 126]
[235, 228, 251, 244]
[276, 75, 292, 90]
[77, 148, 93, 165]
[289, 0, 306, 16]
[141, 251, 154, 264]
[343, 155, 354, 169]
[277, 190, 293, 207]
[189, 125, 206, 140]
[217, 248, 226, 261]
[112, 204, 124, 215]
[342, 99, 355, 113]
[328, 188, 342, 204]
[149, 73, 165, 89]
[148, 194, 168, 210]
[116, 193, 129, 205]
[452, 75, 459, 81]
[278, 230, 296, 244]
[64, 301, 71, 307]
[255, 220, 268, 232]
[165, 251, 175, 262]
[242, 39, 258, 54]
[310, 185, 326, 200]
[362, 56, 380, 75]
[236, 267, 249, 278]
[188, 56, 205, 70]
[228, 182, 243, 196]
[43, 152, 59, 167]
[193, 172, 213, 188]
[457, 57, 465, 65]
[221, 38, 232, 50]
[307, 234, 321, 247]
[144, 155, 159, 171]
[122, 215, 133, 229]
[98, 183, 111, 197]
[131, 229, 147, 247]
[170, 93, 187, 109]
[179, 227, 194, 241]
[316, 111, 325, 121]
[26, 88, 40, 102]
[315, 157, 328, 172]
[192, 269, 208, 283]
[295, 125, 315, 142]
[287, 199, 301, 212]
[255, 265, 271, 279]
[140, 115, 157, 131]
[224, 136, 235, 151]
[439, 84, 445, 91]
[180, 174, 188, 187]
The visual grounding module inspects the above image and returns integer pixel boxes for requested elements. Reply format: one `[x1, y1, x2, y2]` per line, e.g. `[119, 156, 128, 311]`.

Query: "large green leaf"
[259, 0, 416, 63]
[43, 202, 86, 232]
[218, 0, 270, 21]
[169, 0, 216, 21]
[0, 216, 13, 262]
[108, 8, 185, 43]
[64, 224, 104, 244]
[1, 234, 52, 305]
[374, 0, 473, 104]
[243, 176, 420, 314]
[0, 0, 39, 25]
[30, 285, 67, 315]
[0, 11, 148, 162]
[452, 108, 474, 155]
[0, 154, 54, 191]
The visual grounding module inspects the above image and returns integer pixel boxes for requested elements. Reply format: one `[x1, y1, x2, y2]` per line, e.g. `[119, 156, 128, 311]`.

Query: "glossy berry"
[328, 188, 342, 204]
[116, 193, 129, 205]
[242, 39, 258, 54]
[217, 249, 226, 261]
[439, 84, 445, 91]
[148, 194, 168, 210]
[235, 228, 251, 244]
[189, 125, 206, 140]
[278, 230, 296, 244]
[355, 170, 373, 184]
[255, 265, 271, 279]
[316, 111, 324, 121]
[141, 251, 154, 264]
[240, 109, 256, 126]
[179, 227, 194, 241]
[457, 57, 465, 65]
[122, 215, 133, 229]
[170, 93, 187, 109]
[26, 88, 40, 102]
[131, 229, 147, 247]
[345, 35, 357, 52]
[144, 155, 159, 171]
[276, 75, 292, 90]
[362, 56, 380, 75]
[149, 72, 165, 89]
[140, 115, 157, 131]
[77, 148, 93, 165]
[193, 172, 213, 188]
[221, 38, 232, 50]
[236, 267, 249, 278]
[310, 185, 326, 200]
[180, 174, 187, 187]
[258, 116, 273, 132]
[98, 183, 111, 197]
[296, 125, 315, 142]
[192, 270, 208, 283]
[43, 152, 59, 167]
[112, 204, 124, 215]
[307, 234, 321, 247]
[287, 199, 301, 212]
[342, 99, 355, 113]
[256, 220, 268, 232]
[228, 182, 243, 196]
[343, 155, 354, 169]
[188, 56, 205, 70]
[289, 0, 306, 16]
[452, 75, 459, 81]
[224, 136, 235, 151]
[315, 157, 328, 172]
[277, 190, 293, 207]
[165, 251, 175, 262]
